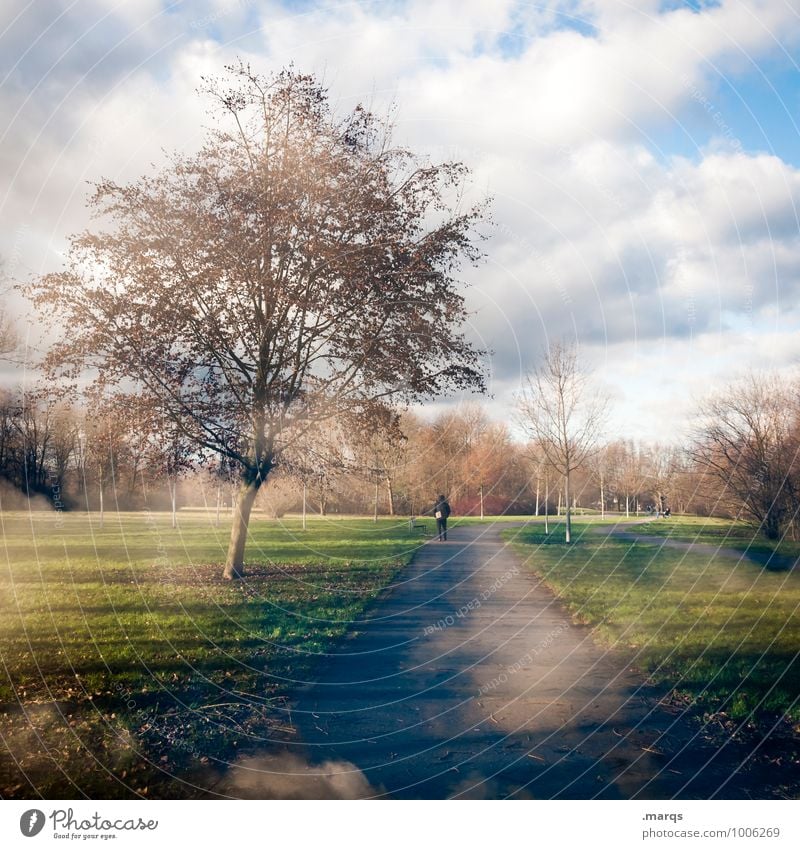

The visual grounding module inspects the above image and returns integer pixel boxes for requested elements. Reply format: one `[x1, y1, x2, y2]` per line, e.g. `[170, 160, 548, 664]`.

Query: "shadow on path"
[217, 522, 780, 799]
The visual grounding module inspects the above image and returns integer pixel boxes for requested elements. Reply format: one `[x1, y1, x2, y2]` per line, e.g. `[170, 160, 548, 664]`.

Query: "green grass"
[450, 513, 624, 526]
[505, 519, 800, 726]
[627, 514, 800, 561]
[0, 510, 423, 798]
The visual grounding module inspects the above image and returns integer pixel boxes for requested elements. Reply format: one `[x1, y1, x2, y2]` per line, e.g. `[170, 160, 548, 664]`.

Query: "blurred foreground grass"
[0, 510, 422, 798]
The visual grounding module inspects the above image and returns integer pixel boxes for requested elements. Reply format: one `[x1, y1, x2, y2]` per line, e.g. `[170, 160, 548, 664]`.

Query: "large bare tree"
[26, 65, 488, 577]
[692, 373, 800, 540]
[517, 340, 607, 542]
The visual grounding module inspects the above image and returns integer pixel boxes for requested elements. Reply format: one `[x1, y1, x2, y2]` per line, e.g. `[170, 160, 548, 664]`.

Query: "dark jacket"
[434, 497, 451, 520]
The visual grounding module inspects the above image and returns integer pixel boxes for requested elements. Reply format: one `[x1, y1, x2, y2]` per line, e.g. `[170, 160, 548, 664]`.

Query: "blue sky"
[1, 0, 800, 441]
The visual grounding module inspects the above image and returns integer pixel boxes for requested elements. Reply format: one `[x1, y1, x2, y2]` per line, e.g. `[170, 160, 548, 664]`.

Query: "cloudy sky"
[2, 0, 799, 442]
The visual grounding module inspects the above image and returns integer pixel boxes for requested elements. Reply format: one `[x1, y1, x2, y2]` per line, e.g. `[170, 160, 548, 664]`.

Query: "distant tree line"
[6, 375, 800, 545]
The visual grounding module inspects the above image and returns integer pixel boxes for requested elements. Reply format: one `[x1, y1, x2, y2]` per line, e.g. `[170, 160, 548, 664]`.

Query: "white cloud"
[2, 0, 800, 440]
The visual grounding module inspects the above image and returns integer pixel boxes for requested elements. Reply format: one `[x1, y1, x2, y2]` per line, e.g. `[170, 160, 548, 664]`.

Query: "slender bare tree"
[350, 404, 408, 518]
[0, 307, 16, 356]
[517, 340, 608, 542]
[616, 440, 648, 517]
[587, 443, 613, 519]
[645, 443, 680, 514]
[0, 263, 20, 357]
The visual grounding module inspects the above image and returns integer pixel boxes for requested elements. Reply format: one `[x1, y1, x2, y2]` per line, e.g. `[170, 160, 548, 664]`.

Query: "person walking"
[433, 494, 451, 541]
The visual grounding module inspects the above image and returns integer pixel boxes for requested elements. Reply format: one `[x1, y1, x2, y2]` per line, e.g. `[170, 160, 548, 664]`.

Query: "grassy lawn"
[627, 514, 800, 561]
[505, 519, 800, 727]
[451, 513, 624, 526]
[0, 510, 424, 798]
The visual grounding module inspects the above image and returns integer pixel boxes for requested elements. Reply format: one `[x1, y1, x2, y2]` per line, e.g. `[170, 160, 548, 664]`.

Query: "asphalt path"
[225, 521, 766, 799]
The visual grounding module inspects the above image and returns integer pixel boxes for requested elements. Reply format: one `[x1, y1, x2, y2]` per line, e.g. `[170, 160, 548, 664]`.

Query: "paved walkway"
[223, 522, 763, 799]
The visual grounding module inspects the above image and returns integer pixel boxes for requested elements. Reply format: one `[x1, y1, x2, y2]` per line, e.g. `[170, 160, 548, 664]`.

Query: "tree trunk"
[535, 475, 540, 516]
[215, 482, 221, 527]
[544, 475, 549, 534]
[224, 479, 260, 580]
[99, 484, 104, 529]
[480, 483, 484, 520]
[600, 473, 605, 519]
[557, 488, 562, 517]
[763, 509, 781, 541]
[625, 493, 630, 518]
[302, 481, 307, 531]
[170, 479, 177, 529]
[373, 481, 379, 523]
[386, 477, 395, 516]
[564, 472, 572, 544]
